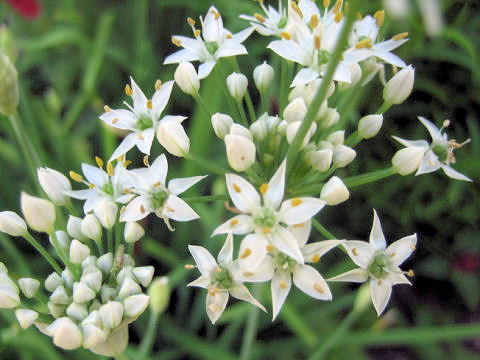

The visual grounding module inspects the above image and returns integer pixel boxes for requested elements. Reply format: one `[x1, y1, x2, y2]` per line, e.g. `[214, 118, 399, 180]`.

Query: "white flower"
[211, 113, 234, 139]
[0, 211, 27, 236]
[20, 192, 56, 233]
[70, 239, 91, 264]
[392, 147, 425, 176]
[213, 161, 325, 265]
[37, 167, 72, 206]
[320, 176, 349, 205]
[119, 154, 206, 229]
[100, 77, 188, 160]
[99, 301, 124, 330]
[64, 160, 134, 214]
[240, 0, 288, 37]
[46, 317, 83, 350]
[124, 222, 144, 243]
[81, 214, 102, 243]
[164, 6, 253, 79]
[188, 234, 266, 324]
[174, 61, 200, 96]
[358, 114, 383, 139]
[93, 199, 118, 229]
[329, 210, 417, 315]
[156, 120, 190, 157]
[393, 116, 472, 181]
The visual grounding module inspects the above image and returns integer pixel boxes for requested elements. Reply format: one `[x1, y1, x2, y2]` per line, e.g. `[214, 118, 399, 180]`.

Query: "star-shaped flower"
[329, 210, 417, 315]
[164, 6, 253, 79]
[239, 0, 288, 37]
[213, 161, 325, 265]
[393, 116, 472, 181]
[187, 233, 266, 324]
[119, 154, 206, 230]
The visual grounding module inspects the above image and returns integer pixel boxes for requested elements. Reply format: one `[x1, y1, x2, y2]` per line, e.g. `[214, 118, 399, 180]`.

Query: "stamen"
[125, 84, 133, 96]
[143, 155, 150, 167]
[281, 32, 291, 40]
[388, 252, 396, 258]
[266, 244, 275, 252]
[210, 9, 220, 20]
[407, 269, 414, 277]
[314, 35, 321, 50]
[334, 11, 343, 23]
[377, 279, 383, 285]
[226, 34, 232, 39]
[117, 154, 125, 163]
[233, 183, 241, 193]
[293, 223, 305, 228]
[262, 227, 271, 234]
[171, 36, 182, 47]
[140, 204, 146, 214]
[230, 218, 239, 226]
[374, 10, 385, 27]
[124, 188, 131, 194]
[166, 207, 175, 213]
[194, 29, 201, 38]
[107, 162, 114, 176]
[138, 132, 145, 140]
[279, 280, 288, 289]
[155, 79, 162, 91]
[112, 118, 118, 124]
[443, 119, 451, 128]
[259, 183, 269, 195]
[240, 248, 252, 259]
[352, 248, 358, 256]
[333, 0, 342, 14]
[355, 38, 372, 49]
[69, 171, 83, 183]
[312, 254, 321, 263]
[314, 283, 324, 293]
[187, 17, 196, 26]
[243, 271, 254, 277]
[392, 32, 408, 41]
[254, 13, 266, 23]
[89, 183, 95, 189]
[123, 160, 132, 168]
[153, 182, 161, 187]
[184, 264, 195, 269]
[410, 243, 416, 250]
[104, 105, 112, 112]
[215, 267, 222, 273]
[323, 0, 331, 8]
[147, 100, 153, 110]
[356, 12, 362, 20]
[120, 206, 126, 214]
[291, 1, 303, 18]
[392, 65, 398, 74]
[95, 156, 104, 168]
[291, 198, 303, 207]
[310, 14, 319, 28]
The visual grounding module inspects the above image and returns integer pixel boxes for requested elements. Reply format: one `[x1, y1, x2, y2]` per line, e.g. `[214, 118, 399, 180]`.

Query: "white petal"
[135, 128, 155, 155]
[328, 268, 369, 283]
[109, 133, 138, 161]
[203, 6, 223, 42]
[302, 240, 344, 263]
[206, 290, 229, 324]
[84, 194, 104, 214]
[163, 48, 200, 64]
[267, 40, 308, 65]
[187, 275, 210, 289]
[130, 77, 148, 114]
[292, 264, 331, 301]
[442, 165, 472, 182]
[63, 189, 91, 200]
[198, 61, 217, 79]
[168, 176, 207, 196]
[279, 197, 325, 225]
[298, 0, 320, 22]
[212, 215, 254, 236]
[418, 116, 444, 143]
[289, 220, 311, 247]
[375, 51, 406, 68]
[149, 154, 168, 185]
[152, 80, 174, 120]
[271, 271, 291, 320]
[217, 233, 234, 265]
[392, 136, 429, 149]
[264, 160, 286, 209]
[332, 62, 352, 83]
[370, 278, 392, 316]
[230, 284, 266, 312]
[225, 174, 261, 213]
[238, 233, 268, 271]
[385, 234, 417, 266]
[341, 240, 375, 268]
[216, 42, 248, 58]
[99, 109, 137, 131]
[416, 150, 441, 175]
[236, 257, 275, 283]
[160, 115, 188, 124]
[162, 195, 199, 222]
[369, 209, 386, 250]
[386, 272, 411, 285]
[271, 227, 304, 264]
[119, 196, 151, 222]
[291, 68, 320, 87]
[82, 164, 108, 187]
[188, 245, 217, 276]
[232, 27, 254, 43]
[374, 38, 408, 52]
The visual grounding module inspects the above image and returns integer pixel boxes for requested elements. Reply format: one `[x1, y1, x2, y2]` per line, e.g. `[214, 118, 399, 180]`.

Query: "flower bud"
[133, 266, 154, 287]
[283, 97, 307, 123]
[0, 211, 26, 236]
[327, 130, 345, 146]
[227, 72, 248, 101]
[0, 273, 20, 308]
[116, 266, 134, 285]
[18, 278, 40, 298]
[383, 65, 415, 105]
[320, 176, 350, 205]
[37, 167, 72, 206]
[118, 277, 142, 299]
[333, 145, 356, 168]
[97, 253, 113, 275]
[124, 222, 144, 243]
[90, 323, 128, 357]
[392, 147, 424, 175]
[62, 269, 75, 288]
[81, 214, 102, 243]
[358, 114, 383, 139]
[50, 285, 70, 305]
[0, 262, 6, 274]
[314, 100, 328, 122]
[70, 239, 90, 264]
[0, 52, 18, 116]
[122, 254, 135, 267]
[157, 121, 190, 157]
[47, 317, 83, 350]
[47, 302, 66, 318]
[211, 113, 233, 139]
[253, 61, 274, 92]
[101, 285, 117, 304]
[286, 121, 317, 149]
[82, 324, 108, 349]
[94, 200, 118, 229]
[339, 63, 362, 91]
[224, 134, 256, 172]
[230, 123, 253, 141]
[67, 215, 86, 241]
[148, 276, 170, 315]
[124, 294, 150, 318]
[21, 192, 56, 233]
[15, 309, 38, 329]
[309, 149, 333, 173]
[81, 256, 97, 268]
[45, 272, 63, 292]
[174, 61, 200, 96]
[250, 119, 267, 141]
[50, 230, 70, 252]
[320, 108, 340, 129]
[81, 266, 102, 293]
[99, 301, 124, 330]
[66, 302, 88, 322]
[73, 282, 96, 303]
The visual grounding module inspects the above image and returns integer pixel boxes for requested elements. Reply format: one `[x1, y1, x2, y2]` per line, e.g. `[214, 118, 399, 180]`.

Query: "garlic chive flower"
[393, 116, 472, 181]
[188, 233, 266, 324]
[164, 6, 253, 79]
[330, 210, 417, 315]
[239, 0, 288, 37]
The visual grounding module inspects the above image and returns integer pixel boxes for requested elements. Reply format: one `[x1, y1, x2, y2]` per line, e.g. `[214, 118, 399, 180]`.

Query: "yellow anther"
[184, 264, 195, 269]
[279, 280, 288, 289]
[374, 10, 385, 27]
[392, 65, 398, 74]
[69, 171, 83, 183]
[208, 304, 220, 312]
[107, 162, 114, 176]
[388, 252, 396, 258]
[166, 206, 175, 213]
[233, 183, 241, 193]
[407, 269, 415, 277]
[243, 271, 255, 277]
[254, 0, 264, 3]
[215, 267, 222, 273]
[310, 14, 319, 29]
[314, 35, 321, 50]
[254, 13, 266, 23]
[117, 154, 125, 163]
[293, 223, 305, 228]
[333, 0, 342, 13]
[230, 218, 239, 226]
[210, 9, 220, 20]
[187, 17, 196, 26]
[281, 32, 291, 40]
[377, 279, 383, 285]
[410, 243, 416, 250]
[112, 118, 118, 124]
[312, 254, 321, 263]
[143, 155, 150, 167]
[140, 204, 146, 214]
[240, 248, 252, 259]
[155, 79, 162, 91]
[120, 206, 126, 214]
[95, 156, 104, 168]
[266, 244, 275, 252]
[226, 33, 232, 39]
[194, 29, 201, 38]
[153, 181, 161, 187]
[291, 1, 303, 18]
[89, 183, 95, 189]
[291, 198, 303, 207]
[323, 0, 331, 8]
[171, 36, 181, 47]
[334, 11, 343, 23]
[262, 227, 271, 234]
[355, 38, 372, 49]
[259, 183, 269, 195]
[123, 160, 132, 168]
[356, 12, 362, 20]
[124, 188, 131, 194]
[147, 99, 153, 110]
[352, 248, 358, 256]
[392, 32, 408, 41]
[104, 105, 112, 112]
[314, 283, 324, 293]
[125, 84, 133, 96]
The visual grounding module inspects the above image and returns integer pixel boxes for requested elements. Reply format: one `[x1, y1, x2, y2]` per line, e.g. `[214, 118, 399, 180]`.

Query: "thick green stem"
[23, 232, 62, 274]
[185, 153, 228, 176]
[312, 220, 336, 240]
[239, 284, 261, 360]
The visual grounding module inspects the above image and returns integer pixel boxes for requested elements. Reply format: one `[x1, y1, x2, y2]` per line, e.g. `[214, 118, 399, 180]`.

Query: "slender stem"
[23, 232, 62, 274]
[230, 57, 256, 121]
[279, 59, 288, 113]
[49, 231, 80, 279]
[185, 153, 228, 176]
[239, 284, 261, 360]
[377, 101, 392, 114]
[236, 99, 250, 127]
[114, 353, 129, 360]
[260, 91, 268, 114]
[345, 131, 363, 147]
[115, 220, 122, 252]
[312, 220, 336, 240]
[107, 228, 113, 253]
[139, 311, 160, 357]
[286, 0, 359, 172]
[215, 62, 242, 121]
[344, 167, 396, 188]
[193, 93, 212, 117]
[0, 233, 31, 276]
[183, 194, 227, 203]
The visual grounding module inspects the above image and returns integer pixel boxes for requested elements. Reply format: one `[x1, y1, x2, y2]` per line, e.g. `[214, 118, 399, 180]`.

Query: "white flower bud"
[20, 192, 56, 233]
[309, 149, 333, 172]
[50, 285, 70, 305]
[15, 309, 38, 329]
[224, 134, 256, 172]
[157, 121, 190, 157]
[81, 309, 99, 327]
[277, 120, 288, 135]
[283, 97, 307, 123]
[211, 113, 233, 139]
[333, 145, 356, 168]
[81, 266, 102, 293]
[0, 211, 27, 236]
[118, 277, 142, 299]
[99, 301, 124, 330]
[18, 278, 40, 298]
[101, 285, 117, 303]
[47, 301, 66, 318]
[50, 230, 70, 252]
[230, 123, 253, 141]
[318, 140, 334, 151]
[0, 273, 20, 308]
[306, 79, 336, 103]
[227, 72, 248, 101]
[81, 214, 102, 243]
[90, 323, 129, 357]
[66, 302, 88, 321]
[67, 215, 86, 241]
[124, 222, 144, 243]
[82, 324, 108, 349]
[0, 262, 6, 274]
[94, 200, 118, 229]
[45, 272, 63, 292]
[392, 147, 425, 175]
[97, 253, 113, 275]
[339, 63, 362, 91]
[253, 61, 274, 92]
[133, 266, 154, 287]
[383, 0, 410, 18]
[62, 269, 75, 288]
[47, 317, 83, 350]
[69, 239, 90, 264]
[37, 167, 71, 206]
[123, 254, 135, 267]
[314, 100, 328, 122]
[320, 176, 350, 205]
[383, 65, 415, 105]
[320, 108, 340, 128]
[81, 256, 98, 268]
[250, 119, 267, 141]
[174, 62, 200, 96]
[148, 277, 170, 315]
[124, 294, 150, 318]
[73, 282, 96, 303]
[116, 266, 134, 286]
[327, 130, 345, 146]
[358, 114, 383, 139]
[286, 121, 317, 149]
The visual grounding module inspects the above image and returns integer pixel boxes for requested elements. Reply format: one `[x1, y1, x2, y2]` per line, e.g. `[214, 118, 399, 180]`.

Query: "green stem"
[0, 233, 31, 276]
[312, 220, 336, 240]
[183, 194, 227, 203]
[260, 91, 268, 114]
[114, 353, 129, 360]
[345, 131, 363, 147]
[377, 101, 392, 114]
[139, 311, 160, 358]
[344, 167, 396, 188]
[48, 231, 80, 279]
[193, 93, 213, 117]
[279, 59, 288, 113]
[230, 57, 256, 121]
[115, 220, 122, 251]
[23, 232, 62, 274]
[215, 62, 242, 121]
[286, 0, 359, 172]
[236, 99, 250, 127]
[185, 152, 228, 176]
[107, 228, 113, 253]
[239, 284, 261, 360]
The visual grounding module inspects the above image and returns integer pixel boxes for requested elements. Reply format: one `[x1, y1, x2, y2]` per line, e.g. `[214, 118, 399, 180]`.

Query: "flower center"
[272, 251, 297, 272]
[253, 207, 277, 229]
[204, 41, 219, 55]
[432, 144, 448, 162]
[369, 253, 389, 279]
[151, 188, 169, 209]
[212, 266, 233, 289]
[102, 182, 114, 196]
[136, 115, 153, 131]
[317, 50, 330, 65]
[277, 17, 288, 29]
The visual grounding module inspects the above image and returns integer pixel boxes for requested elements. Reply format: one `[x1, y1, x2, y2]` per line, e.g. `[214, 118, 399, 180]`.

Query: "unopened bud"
[18, 277, 40, 298]
[66, 302, 88, 322]
[286, 121, 317, 149]
[15, 309, 38, 329]
[123, 294, 150, 318]
[133, 266, 154, 287]
[0, 211, 26, 236]
[309, 149, 333, 172]
[70, 239, 90, 264]
[21, 192, 56, 233]
[45, 272, 63, 292]
[358, 114, 383, 139]
[118, 277, 142, 299]
[283, 97, 307, 123]
[0, 52, 18, 116]
[0, 273, 20, 308]
[99, 301, 124, 329]
[124, 222, 144, 243]
[227, 72, 248, 101]
[327, 130, 345, 145]
[211, 113, 233, 139]
[37, 167, 72, 206]
[73, 282, 96, 303]
[174, 62, 200, 96]
[224, 134, 256, 172]
[253, 61, 274, 92]
[383, 65, 414, 105]
[148, 276, 170, 315]
[67, 215, 86, 241]
[230, 124, 253, 141]
[157, 121, 190, 157]
[392, 147, 424, 175]
[47, 317, 83, 350]
[333, 145, 356, 168]
[94, 200, 118, 229]
[97, 253, 113, 275]
[81, 215, 102, 243]
[320, 176, 350, 205]
[320, 108, 340, 128]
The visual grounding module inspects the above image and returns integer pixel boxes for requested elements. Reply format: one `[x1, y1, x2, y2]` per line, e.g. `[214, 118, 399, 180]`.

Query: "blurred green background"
[0, 0, 479, 359]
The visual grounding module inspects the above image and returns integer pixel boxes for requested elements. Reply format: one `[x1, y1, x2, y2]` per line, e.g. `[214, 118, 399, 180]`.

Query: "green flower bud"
[0, 51, 18, 116]
[148, 276, 170, 315]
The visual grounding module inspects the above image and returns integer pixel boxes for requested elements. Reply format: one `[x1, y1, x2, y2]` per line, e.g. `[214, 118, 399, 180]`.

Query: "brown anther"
[352, 248, 358, 256]
[124, 188, 131, 194]
[291, 1, 303, 18]
[153, 182, 161, 187]
[355, 38, 372, 49]
[279, 280, 288, 289]
[171, 36, 182, 47]
[374, 10, 385, 27]
[388, 252, 396, 258]
[233, 183, 241, 193]
[215, 267, 222, 273]
[120, 206, 126, 214]
[224, 202, 242, 214]
[140, 204, 146, 214]
[291, 198, 303, 207]
[254, 13, 266, 23]
[410, 243, 416, 250]
[312, 254, 321, 263]
[240, 248, 252, 259]
[107, 162, 114, 176]
[184, 264, 195, 269]
[281, 32, 291, 40]
[166, 207, 175, 213]
[259, 183, 269, 195]
[392, 32, 408, 41]
[143, 155, 150, 167]
[137, 132, 145, 140]
[392, 65, 398, 74]
[314, 283, 324, 293]
[377, 279, 383, 285]
[208, 304, 219, 312]
[155, 79, 162, 91]
[314, 35, 321, 50]
[125, 84, 133, 96]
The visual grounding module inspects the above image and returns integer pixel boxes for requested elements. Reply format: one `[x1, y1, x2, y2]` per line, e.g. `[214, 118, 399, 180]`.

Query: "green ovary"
[212, 267, 233, 289]
[102, 182, 114, 196]
[253, 208, 277, 228]
[136, 116, 153, 131]
[432, 144, 448, 162]
[204, 41, 219, 55]
[151, 188, 169, 209]
[369, 253, 389, 278]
